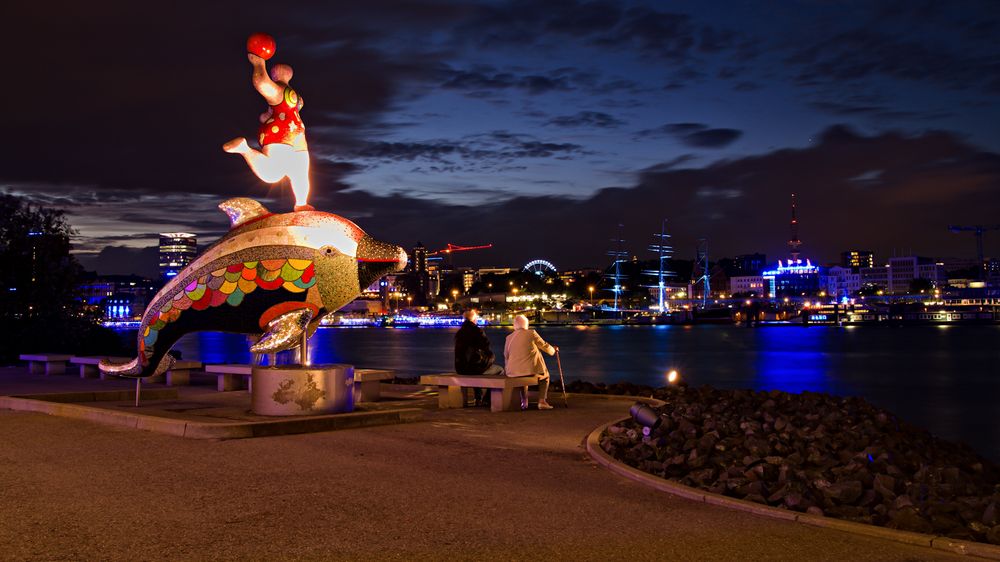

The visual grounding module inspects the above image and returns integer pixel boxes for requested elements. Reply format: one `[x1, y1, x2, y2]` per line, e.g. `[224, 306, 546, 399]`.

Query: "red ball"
[247, 33, 276, 60]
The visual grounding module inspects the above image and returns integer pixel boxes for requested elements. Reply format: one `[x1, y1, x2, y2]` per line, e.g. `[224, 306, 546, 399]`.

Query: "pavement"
[0, 366, 967, 561]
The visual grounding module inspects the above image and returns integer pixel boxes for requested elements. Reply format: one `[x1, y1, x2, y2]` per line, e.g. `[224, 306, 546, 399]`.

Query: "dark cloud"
[809, 101, 952, 123]
[78, 246, 161, 278]
[438, 65, 650, 98]
[6, 0, 1000, 278]
[439, 68, 574, 95]
[454, 1, 750, 63]
[351, 131, 584, 172]
[785, 27, 1000, 94]
[545, 111, 625, 129]
[301, 126, 1000, 270]
[2, 1, 455, 205]
[683, 129, 743, 148]
[636, 123, 743, 148]
[79, 127, 1000, 275]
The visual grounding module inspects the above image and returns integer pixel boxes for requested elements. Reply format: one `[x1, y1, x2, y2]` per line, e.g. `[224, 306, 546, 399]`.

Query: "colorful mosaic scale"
[140, 259, 316, 353]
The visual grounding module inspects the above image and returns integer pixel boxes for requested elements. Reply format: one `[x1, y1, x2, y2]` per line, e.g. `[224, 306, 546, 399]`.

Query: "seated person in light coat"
[503, 314, 557, 410]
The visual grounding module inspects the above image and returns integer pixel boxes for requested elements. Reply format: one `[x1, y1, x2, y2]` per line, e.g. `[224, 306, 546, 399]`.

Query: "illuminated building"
[477, 267, 512, 276]
[841, 250, 875, 271]
[730, 275, 766, 296]
[887, 256, 946, 294]
[821, 266, 861, 298]
[762, 259, 820, 297]
[158, 233, 197, 281]
[859, 257, 947, 294]
[410, 242, 427, 274]
[403, 242, 430, 303]
[860, 265, 890, 291]
[78, 274, 158, 322]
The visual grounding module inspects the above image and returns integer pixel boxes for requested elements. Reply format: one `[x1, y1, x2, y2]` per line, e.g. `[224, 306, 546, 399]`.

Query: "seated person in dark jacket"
[455, 309, 504, 406]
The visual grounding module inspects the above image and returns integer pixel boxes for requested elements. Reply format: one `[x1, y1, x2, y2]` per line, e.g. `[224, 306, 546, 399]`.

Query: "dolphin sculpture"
[100, 198, 407, 378]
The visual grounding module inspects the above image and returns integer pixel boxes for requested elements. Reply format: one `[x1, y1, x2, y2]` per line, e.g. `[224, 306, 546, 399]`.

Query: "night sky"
[6, 1, 1000, 277]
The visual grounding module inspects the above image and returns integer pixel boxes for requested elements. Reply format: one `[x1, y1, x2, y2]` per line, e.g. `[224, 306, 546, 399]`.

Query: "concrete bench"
[205, 364, 252, 392]
[205, 365, 394, 399]
[146, 360, 203, 386]
[70, 356, 131, 379]
[354, 369, 393, 403]
[419, 374, 539, 413]
[20, 354, 72, 376]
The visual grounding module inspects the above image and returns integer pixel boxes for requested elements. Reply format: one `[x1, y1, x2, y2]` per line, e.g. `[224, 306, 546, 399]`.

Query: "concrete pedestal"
[251, 365, 355, 416]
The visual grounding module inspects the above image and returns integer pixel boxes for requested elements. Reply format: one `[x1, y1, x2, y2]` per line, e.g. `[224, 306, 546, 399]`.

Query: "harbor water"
[170, 324, 1000, 461]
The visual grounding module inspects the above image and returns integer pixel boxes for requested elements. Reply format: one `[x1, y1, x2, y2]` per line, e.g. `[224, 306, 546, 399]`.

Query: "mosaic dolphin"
[100, 198, 407, 378]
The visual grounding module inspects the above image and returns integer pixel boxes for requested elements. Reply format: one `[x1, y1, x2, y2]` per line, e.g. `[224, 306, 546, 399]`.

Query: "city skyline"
[4, 1, 999, 275]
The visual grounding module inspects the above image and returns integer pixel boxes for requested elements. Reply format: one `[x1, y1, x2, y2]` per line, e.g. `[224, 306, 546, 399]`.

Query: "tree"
[0, 194, 79, 321]
[0, 194, 127, 363]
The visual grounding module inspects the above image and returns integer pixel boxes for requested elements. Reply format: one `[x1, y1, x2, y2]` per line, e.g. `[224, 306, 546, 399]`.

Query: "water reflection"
[165, 325, 1000, 461]
[752, 327, 832, 394]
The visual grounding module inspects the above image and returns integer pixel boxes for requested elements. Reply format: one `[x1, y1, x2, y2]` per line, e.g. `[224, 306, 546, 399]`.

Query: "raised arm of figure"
[248, 53, 283, 105]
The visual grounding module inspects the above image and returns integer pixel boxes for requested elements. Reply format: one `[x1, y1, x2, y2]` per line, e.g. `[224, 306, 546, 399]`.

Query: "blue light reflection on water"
[164, 324, 1000, 461]
[752, 327, 833, 394]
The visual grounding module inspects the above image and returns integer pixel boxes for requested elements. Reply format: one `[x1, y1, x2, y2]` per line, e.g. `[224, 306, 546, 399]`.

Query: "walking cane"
[555, 349, 569, 408]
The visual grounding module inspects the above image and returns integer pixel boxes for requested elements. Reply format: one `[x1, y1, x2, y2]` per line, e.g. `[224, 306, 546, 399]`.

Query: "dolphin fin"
[219, 198, 270, 229]
[250, 307, 315, 355]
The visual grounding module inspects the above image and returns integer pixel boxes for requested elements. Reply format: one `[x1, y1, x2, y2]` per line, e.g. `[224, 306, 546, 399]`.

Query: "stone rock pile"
[600, 385, 1000, 544]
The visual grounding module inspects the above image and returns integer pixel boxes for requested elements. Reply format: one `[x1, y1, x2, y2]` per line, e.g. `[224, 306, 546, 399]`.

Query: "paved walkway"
[0, 368, 963, 561]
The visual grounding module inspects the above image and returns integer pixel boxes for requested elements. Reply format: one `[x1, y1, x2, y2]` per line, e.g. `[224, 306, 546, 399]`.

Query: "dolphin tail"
[99, 354, 175, 379]
[250, 308, 316, 355]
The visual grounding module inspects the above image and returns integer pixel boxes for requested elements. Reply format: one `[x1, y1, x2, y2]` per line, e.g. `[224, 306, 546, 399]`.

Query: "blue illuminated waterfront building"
[763, 259, 820, 297]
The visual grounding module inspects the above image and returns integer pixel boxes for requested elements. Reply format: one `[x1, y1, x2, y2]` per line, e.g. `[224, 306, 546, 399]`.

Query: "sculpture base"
[251, 364, 355, 416]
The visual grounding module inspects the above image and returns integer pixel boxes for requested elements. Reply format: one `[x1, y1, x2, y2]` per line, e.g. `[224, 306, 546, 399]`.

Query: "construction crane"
[427, 243, 493, 256]
[427, 242, 492, 269]
[948, 224, 1000, 278]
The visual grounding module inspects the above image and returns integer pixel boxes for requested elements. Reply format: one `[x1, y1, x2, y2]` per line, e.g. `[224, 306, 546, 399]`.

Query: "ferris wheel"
[523, 259, 558, 276]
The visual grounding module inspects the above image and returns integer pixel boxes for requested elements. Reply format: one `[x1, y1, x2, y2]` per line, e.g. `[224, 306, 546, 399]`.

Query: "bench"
[205, 364, 252, 392]
[20, 354, 72, 376]
[145, 360, 203, 386]
[70, 356, 131, 379]
[419, 374, 539, 413]
[354, 369, 394, 403]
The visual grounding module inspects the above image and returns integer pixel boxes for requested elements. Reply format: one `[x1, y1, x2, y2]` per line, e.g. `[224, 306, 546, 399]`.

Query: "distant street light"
[588, 285, 594, 304]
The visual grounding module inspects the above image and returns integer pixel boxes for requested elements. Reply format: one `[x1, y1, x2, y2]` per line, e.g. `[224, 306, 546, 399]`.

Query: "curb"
[0, 394, 425, 440]
[585, 417, 1000, 560]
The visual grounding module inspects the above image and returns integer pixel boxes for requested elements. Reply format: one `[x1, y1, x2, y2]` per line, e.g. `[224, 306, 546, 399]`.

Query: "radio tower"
[788, 193, 802, 261]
